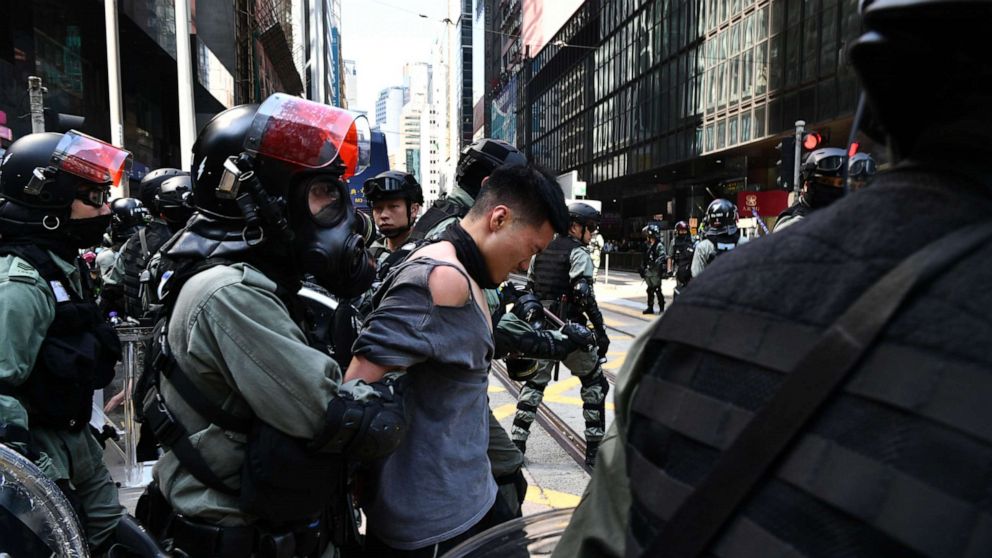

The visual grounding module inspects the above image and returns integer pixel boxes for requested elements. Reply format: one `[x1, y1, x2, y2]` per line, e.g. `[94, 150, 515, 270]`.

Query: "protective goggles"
[849, 157, 877, 178]
[244, 93, 370, 179]
[75, 186, 112, 208]
[363, 175, 411, 197]
[810, 155, 846, 174]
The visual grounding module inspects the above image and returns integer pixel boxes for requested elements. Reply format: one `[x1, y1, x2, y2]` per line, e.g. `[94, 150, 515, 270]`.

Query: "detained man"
[346, 164, 570, 556]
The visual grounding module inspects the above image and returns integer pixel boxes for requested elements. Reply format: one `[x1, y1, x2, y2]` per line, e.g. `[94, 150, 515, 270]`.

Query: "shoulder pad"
[4, 257, 43, 284]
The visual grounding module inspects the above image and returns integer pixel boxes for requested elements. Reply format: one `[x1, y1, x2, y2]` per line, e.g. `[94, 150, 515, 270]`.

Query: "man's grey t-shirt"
[353, 257, 497, 550]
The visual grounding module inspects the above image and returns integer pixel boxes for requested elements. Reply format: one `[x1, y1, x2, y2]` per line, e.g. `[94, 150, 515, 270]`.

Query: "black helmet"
[455, 138, 527, 199]
[675, 221, 689, 235]
[188, 93, 375, 297]
[157, 175, 194, 230]
[642, 223, 661, 239]
[363, 170, 424, 205]
[704, 199, 738, 237]
[849, 0, 992, 160]
[363, 170, 424, 239]
[800, 147, 849, 209]
[0, 131, 130, 246]
[110, 198, 149, 242]
[139, 168, 185, 214]
[568, 202, 601, 225]
[507, 358, 539, 381]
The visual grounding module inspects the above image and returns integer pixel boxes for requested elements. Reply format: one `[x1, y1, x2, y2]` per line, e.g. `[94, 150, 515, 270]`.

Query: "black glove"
[560, 322, 596, 352]
[595, 328, 610, 358]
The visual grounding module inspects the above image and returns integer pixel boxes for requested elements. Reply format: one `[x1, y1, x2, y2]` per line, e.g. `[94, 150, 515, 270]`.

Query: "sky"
[341, 0, 450, 119]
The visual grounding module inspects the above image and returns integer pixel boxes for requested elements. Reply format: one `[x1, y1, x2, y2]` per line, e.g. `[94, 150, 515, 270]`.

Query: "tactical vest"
[703, 232, 740, 265]
[122, 221, 173, 319]
[407, 197, 469, 242]
[138, 251, 343, 526]
[0, 244, 120, 431]
[621, 173, 992, 557]
[671, 236, 694, 266]
[532, 236, 582, 301]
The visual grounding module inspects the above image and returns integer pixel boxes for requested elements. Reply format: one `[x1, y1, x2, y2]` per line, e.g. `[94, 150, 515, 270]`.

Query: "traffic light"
[802, 131, 822, 152]
[776, 136, 796, 189]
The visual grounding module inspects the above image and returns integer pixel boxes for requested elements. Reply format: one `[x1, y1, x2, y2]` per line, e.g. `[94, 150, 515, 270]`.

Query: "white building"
[343, 59, 358, 110]
[375, 86, 407, 168]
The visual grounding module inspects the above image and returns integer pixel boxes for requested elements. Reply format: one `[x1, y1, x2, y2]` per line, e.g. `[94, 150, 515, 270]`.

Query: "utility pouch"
[240, 420, 342, 526]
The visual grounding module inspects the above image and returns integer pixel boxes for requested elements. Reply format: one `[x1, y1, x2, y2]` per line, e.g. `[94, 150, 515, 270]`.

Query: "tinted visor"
[53, 130, 132, 190]
[245, 93, 371, 179]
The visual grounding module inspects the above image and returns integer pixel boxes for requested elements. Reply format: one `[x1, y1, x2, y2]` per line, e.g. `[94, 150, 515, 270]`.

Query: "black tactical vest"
[623, 171, 992, 557]
[703, 231, 740, 265]
[0, 244, 121, 431]
[122, 221, 173, 319]
[671, 236, 694, 266]
[532, 235, 581, 300]
[407, 197, 469, 242]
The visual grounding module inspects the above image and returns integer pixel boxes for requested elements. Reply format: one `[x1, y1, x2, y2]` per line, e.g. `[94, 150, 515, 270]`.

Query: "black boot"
[643, 290, 655, 314]
[585, 440, 600, 468]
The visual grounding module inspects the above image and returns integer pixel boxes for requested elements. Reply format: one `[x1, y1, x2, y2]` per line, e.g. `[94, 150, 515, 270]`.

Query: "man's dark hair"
[467, 163, 569, 234]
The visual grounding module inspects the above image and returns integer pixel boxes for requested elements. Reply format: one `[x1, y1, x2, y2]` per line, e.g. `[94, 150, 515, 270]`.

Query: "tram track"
[491, 360, 591, 474]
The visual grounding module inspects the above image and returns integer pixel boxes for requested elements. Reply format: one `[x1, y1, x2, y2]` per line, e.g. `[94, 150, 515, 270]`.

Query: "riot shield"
[442, 508, 574, 558]
[0, 443, 89, 557]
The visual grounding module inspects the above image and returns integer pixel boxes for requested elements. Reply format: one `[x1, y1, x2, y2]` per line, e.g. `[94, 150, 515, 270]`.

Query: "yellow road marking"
[603, 316, 625, 328]
[545, 376, 580, 397]
[492, 403, 518, 420]
[488, 384, 506, 394]
[525, 486, 581, 508]
[604, 356, 626, 371]
[543, 395, 615, 411]
[600, 300, 655, 321]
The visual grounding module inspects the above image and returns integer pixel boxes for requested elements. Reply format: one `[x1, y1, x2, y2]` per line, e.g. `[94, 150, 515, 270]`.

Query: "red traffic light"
[802, 132, 822, 151]
[848, 141, 861, 157]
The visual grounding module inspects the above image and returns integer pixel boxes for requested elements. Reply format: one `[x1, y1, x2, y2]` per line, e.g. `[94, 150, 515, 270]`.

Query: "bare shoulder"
[427, 264, 470, 307]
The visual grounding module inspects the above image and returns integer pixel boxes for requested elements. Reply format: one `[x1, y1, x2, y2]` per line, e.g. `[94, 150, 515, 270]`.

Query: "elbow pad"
[311, 379, 408, 461]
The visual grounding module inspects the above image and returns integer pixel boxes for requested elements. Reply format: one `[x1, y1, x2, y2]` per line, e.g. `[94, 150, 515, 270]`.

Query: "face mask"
[293, 177, 376, 297]
[804, 181, 846, 209]
[65, 214, 112, 249]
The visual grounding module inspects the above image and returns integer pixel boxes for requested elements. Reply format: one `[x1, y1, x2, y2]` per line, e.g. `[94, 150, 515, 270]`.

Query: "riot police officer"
[407, 138, 526, 242]
[515, 202, 610, 466]
[691, 198, 746, 277]
[639, 223, 666, 314]
[774, 147, 849, 231]
[99, 197, 149, 317]
[848, 151, 878, 192]
[364, 170, 424, 262]
[0, 130, 131, 552]
[668, 220, 695, 296]
[113, 168, 187, 321]
[554, 1, 992, 556]
[135, 94, 406, 557]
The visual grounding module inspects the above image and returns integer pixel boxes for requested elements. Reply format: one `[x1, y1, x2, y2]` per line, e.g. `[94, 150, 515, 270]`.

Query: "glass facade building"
[496, 0, 868, 237]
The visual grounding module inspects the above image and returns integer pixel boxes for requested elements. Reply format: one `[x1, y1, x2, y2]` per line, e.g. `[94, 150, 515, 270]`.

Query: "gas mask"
[293, 175, 376, 298]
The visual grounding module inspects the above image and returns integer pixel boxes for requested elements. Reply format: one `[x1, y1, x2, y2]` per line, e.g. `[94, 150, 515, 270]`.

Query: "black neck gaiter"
[439, 221, 497, 289]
